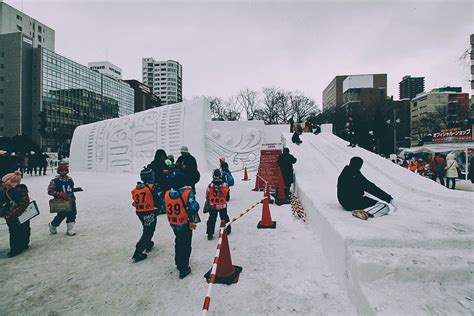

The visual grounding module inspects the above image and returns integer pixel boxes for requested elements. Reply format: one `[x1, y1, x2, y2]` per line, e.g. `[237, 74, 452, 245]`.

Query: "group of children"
[130, 154, 234, 279]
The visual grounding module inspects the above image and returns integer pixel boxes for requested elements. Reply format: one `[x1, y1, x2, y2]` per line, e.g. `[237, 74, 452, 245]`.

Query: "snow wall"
[70, 97, 287, 173]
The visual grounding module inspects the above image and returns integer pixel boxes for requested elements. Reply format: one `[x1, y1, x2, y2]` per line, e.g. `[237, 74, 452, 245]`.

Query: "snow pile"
[285, 126, 473, 315]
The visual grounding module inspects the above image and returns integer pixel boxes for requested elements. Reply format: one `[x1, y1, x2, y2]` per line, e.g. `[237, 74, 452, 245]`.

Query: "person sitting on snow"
[337, 156, 395, 220]
[292, 124, 303, 145]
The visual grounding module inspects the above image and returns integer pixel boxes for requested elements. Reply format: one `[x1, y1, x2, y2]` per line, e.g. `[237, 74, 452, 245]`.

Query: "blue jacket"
[161, 187, 200, 231]
[221, 169, 234, 187]
[48, 175, 76, 200]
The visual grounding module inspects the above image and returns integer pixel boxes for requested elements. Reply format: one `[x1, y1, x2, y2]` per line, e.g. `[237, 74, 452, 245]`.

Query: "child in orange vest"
[131, 168, 159, 262]
[205, 169, 231, 240]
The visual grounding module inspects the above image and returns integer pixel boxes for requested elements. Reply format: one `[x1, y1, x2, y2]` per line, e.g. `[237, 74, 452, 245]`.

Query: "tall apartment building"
[142, 58, 182, 105]
[88, 61, 122, 80]
[0, 1, 55, 51]
[399, 75, 425, 100]
[322, 75, 347, 111]
[410, 87, 470, 145]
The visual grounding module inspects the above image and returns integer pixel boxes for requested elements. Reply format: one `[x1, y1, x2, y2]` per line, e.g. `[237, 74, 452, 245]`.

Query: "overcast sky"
[5, 0, 473, 107]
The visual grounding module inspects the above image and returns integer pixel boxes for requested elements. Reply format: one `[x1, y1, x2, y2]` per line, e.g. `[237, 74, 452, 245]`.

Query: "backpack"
[223, 171, 234, 187]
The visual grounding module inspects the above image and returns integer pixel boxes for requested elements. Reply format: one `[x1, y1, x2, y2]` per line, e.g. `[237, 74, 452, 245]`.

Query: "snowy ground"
[285, 131, 473, 315]
[0, 170, 355, 315]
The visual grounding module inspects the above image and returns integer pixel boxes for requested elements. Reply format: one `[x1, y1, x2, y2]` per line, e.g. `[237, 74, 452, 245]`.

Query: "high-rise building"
[399, 75, 425, 100]
[410, 87, 470, 145]
[142, 58, 182, 105]
[322, 75, 347, 111]
[88, 61, 122, 80]
[124, 80, 161, 113]
[0, 1, 55, 51]
[470, 34, 473, 91]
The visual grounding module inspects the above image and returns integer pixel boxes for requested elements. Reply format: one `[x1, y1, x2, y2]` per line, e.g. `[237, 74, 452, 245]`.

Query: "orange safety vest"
[207, 184, 229, 210]
[131, 184, 156, 212]
[409, 163, 417, 172]
[164, 188, 191, 225]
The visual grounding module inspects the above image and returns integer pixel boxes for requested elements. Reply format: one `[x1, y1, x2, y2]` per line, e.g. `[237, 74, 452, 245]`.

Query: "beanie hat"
[140, 168, 155, 184]
[219, 157, 225, 164]
[180, 146, 189, 153]
[2, 171, 22, 189]
[57, 163, 69, 174]
[165, 159, 173, 167]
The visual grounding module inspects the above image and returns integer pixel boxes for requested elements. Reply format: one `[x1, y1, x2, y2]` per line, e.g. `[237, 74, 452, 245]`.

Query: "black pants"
[206, 208, 230, 236]
[342, 196, 377, 212]
[431, 174, 445, 186]
[446, 178, 456, 189]
[135, 211, 157, 253]
[173, 227, 193, 272]
[7, 219, 30, 253]
[349, 132, 356, 146]
[51, 201, 77, 226]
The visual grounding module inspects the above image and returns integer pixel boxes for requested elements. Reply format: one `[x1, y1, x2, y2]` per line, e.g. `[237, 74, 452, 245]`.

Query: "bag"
[203, 200, 210, 214]
[18, 201, 40, 224]
[224, 171, 235, 187]
[49, 199, 72, 213]
[457, 167, 462, 179]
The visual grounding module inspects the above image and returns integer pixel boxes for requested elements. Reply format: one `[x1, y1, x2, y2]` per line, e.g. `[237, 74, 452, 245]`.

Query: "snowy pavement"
[0, 171, 355, 315]
[285, 131, 473, 315]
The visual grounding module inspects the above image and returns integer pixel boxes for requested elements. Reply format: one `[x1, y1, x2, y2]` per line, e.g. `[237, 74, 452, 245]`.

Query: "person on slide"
[337, 156, 396, 220]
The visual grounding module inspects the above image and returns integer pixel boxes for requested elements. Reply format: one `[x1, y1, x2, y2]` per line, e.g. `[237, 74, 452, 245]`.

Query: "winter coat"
[291, 131, 302, 144]
[161, 186, 200, 231]
[48, 175, 76, 200]
[278, 152, 297, 186]
[147, 159, 169, 192]
[337, 165, 392, 211]
[0, 183, 30, 221]
[445, 154, 458, 178]
[175, 153, 200, 186]
[429, 156, 446, 176]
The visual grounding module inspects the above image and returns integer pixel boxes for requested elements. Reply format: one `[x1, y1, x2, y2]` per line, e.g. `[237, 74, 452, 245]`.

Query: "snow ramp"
[283, 126, 473, 315]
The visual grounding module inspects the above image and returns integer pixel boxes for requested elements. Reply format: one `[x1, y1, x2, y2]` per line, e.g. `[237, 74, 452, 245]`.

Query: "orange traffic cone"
[252, 174, 261, 191]
[242, 167, 250, 181]
[275, 171, 290, 206]
[204, 220, 242, 285]
[258, 188, 276, 229]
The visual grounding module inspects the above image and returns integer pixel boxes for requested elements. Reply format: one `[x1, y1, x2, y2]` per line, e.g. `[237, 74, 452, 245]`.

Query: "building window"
[38, 35, 42, 42]
[17, 25, 23, 31]
[38, 25, 43, 33]
[16, 15, 22, 21]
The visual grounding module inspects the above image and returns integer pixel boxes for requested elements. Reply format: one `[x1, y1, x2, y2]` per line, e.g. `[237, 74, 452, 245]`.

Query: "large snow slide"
[284, 126, 473, 315]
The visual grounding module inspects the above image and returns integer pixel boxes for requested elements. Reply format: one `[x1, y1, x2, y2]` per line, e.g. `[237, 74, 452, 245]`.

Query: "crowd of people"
[0, 150, 51, 178]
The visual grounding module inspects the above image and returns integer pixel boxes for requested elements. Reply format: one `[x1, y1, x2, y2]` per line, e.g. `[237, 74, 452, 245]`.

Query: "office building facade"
[142, 58, 182, 105]
[124, 80, 161, 113]
[399, 75, 425, 100]
[322, 75, 347, 111]
[0, 1, 55, 51]
[88, 61, 122, 80]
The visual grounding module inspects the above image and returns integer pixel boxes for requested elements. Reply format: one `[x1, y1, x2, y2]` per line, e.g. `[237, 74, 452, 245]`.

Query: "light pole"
[386, 107, 400, 154]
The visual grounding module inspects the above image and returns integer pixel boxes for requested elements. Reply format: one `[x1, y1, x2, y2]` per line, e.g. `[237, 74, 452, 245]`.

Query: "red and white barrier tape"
[255, 174, 268, 185]
[201, 199, 263, 315]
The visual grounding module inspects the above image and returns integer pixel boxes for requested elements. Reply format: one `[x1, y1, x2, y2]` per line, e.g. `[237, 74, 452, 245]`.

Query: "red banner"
[432, 126, 472, 142]
[255, 143, 283, 192]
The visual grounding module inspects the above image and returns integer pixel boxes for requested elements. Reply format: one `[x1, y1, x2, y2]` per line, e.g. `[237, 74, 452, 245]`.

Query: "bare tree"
[223, 96, 241, 121]
[206, 96, 227, 121]
[289, 91, 318, 122]
[236, 88, 260, 120]
[259, 87, 291, 124]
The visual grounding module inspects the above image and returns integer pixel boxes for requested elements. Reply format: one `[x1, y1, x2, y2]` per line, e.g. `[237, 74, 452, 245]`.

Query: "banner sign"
[432, 126, 472, 143]
[255, 143, 283, 191]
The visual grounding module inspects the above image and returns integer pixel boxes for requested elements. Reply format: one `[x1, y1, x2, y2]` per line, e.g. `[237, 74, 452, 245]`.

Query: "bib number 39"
[167, 203, 181, 215]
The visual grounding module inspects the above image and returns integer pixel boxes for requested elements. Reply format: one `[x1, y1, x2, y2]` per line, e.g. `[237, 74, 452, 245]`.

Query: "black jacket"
[337, 165, 392, 211]
[278, 153, 297, 185]
[292, 131, 302, 144]
[147, 159, 169, 192]
[175, 153, 200, 185]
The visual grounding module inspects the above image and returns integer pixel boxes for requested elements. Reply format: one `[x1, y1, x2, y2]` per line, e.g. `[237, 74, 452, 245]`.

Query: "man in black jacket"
[277, 148, 297, 198]
[175, 146, 200, 193]
[337, 157, 394, 219]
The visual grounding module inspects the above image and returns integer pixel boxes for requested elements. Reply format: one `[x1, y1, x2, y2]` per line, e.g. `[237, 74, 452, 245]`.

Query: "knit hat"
[2, 171, 22, 189]
[219, 157, 225, 164]
[140, 168, 155, 184]
[57, 163, 69, 174]
[165, 159, 173, 167]
[180, 146, 189, 153]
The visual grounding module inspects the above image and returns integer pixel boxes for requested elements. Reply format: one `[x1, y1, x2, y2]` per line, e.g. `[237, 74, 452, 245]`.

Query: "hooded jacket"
[445, 153, 459, 178]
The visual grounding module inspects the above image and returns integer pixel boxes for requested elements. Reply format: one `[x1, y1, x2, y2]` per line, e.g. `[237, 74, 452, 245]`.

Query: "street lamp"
[386, 107, 400, 154]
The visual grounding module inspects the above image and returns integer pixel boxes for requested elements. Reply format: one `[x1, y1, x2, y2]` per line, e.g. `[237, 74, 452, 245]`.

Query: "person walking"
[175, 146, 200, 193]
[277, 147, 297, 199]
[162, 173, 200, 279]
[1, 171, 31, 257]
[337, 157, 395, 220]
[47, 163, 82, 236]
[346, 116, 356, 147]
[444, 153, 459, 190]
[429, 153, 446, 186]
[130, 168, 159, 262]
[205, 169, 231, 240]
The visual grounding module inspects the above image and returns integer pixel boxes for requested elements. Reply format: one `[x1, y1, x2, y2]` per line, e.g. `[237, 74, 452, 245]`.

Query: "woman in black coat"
[277, 148, 297, 198]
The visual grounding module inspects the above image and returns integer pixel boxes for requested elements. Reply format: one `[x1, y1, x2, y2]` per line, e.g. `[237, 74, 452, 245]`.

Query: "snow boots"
[48, 222, 57, 234]
[66, 222, 76, 236]
[132, 250, 147, 262]
[145, 241, 154, 253]
[179, 266, 191, 279]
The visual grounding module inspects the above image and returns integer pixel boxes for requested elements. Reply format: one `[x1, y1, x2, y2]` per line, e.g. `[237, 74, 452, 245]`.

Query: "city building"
[0, 32, 34, 137]
[410, 87, 470, 145]
[471, 34, 473, 91]
[0, 1, 55, 50]
[399, 75, 425, 100]
[88, 61, 122, 80]
[322, 75, 347, 111]
[124, 80, 161, 113]
[0, 32, 134, 155]
[142, 58, 182, 105]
